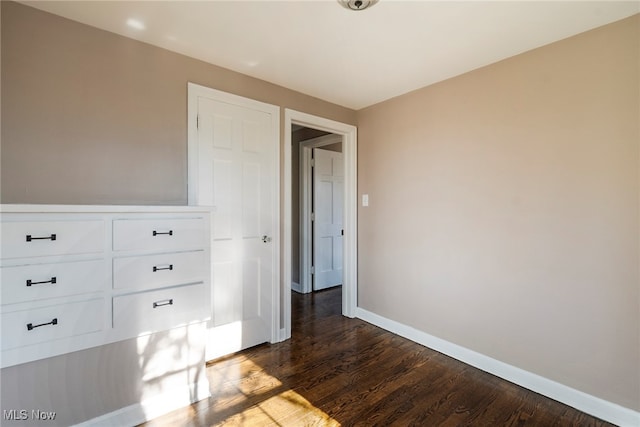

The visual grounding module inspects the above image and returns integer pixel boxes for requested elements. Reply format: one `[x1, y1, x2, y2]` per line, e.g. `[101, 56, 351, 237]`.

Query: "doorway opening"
[295, 131, 344, 294]
[283, 109, 357, 341]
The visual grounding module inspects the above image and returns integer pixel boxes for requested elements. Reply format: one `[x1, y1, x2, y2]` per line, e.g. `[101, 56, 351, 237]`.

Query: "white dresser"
[0, 205, 212, 368]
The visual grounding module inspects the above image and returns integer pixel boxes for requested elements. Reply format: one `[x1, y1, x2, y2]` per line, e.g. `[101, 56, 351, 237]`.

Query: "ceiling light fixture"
[338, 0, 379, 11]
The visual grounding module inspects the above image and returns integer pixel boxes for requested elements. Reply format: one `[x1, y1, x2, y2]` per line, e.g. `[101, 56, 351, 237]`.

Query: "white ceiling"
[22, 1, 639, 110]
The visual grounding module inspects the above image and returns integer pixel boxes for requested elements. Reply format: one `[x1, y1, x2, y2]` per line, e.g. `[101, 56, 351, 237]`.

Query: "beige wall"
[0, 2, 355, 424]
[356, 14, 639, 411]
[321, 142, 342, 153]
[0, 1, 355, 205]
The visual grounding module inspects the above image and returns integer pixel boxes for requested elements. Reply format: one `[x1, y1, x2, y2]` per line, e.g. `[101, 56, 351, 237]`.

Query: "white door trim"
[284, 109, 357, 341]
[300, 134, 343, 294]
[187, 82, 281, 345]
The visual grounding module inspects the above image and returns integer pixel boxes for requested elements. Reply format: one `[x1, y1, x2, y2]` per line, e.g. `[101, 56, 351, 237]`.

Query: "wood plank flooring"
[140, 287, 613, 426]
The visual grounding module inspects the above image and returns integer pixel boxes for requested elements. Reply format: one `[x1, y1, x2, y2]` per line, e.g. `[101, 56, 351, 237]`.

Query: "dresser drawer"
[1, 298, 104, 350]
[1, 259, 106, 305]
[1, 220, 105, 259]
[113, 251, 206, 291]
[113, 218, 206, 252]
[113, 283, 208, 335]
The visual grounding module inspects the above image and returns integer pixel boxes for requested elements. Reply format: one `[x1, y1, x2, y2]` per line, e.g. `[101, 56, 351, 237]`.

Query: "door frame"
[187, 82, 281, 345]
[299, 134, 343, 294]
[284, 109, 357, 341]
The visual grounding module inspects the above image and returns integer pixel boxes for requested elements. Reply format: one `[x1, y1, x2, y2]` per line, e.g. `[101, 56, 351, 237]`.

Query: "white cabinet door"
[313, 148, 344, 291]
[112, 217, 206, 252]
[193, 88, 278, 360]
[1, 220, 104, 259]
[112, 283, 208, 335]
[113, 250, 206, 291]
[1, 259, 106, 304]
[2, 299, 104, 350]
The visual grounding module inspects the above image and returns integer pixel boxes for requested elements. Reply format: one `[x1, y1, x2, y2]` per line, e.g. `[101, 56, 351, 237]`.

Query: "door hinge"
[311, 158, 315, 167]
[311, 212, 315, 221]
[196, 114, 199, 129]
[311, 266, 315, 275]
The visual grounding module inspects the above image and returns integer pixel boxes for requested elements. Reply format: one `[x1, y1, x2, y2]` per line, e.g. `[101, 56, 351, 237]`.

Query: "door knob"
[262, 235, 272, 243]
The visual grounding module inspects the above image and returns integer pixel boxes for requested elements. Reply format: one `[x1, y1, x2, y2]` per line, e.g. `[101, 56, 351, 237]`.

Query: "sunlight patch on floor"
[204, 355, 340, 426]
[217, 389, 340, 426]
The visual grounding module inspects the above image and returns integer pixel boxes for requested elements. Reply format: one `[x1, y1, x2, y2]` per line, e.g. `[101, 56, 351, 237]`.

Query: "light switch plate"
[362, 194, 369, 207]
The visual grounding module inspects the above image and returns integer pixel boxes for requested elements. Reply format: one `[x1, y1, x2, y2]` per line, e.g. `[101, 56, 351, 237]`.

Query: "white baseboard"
[73, 380, 211, 427]
[291, 281, 302, 293]
[355, 307, 640, 427]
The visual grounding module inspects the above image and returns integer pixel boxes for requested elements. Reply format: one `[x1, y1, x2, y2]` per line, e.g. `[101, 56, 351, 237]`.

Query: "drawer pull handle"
[153, 299, 174, 308]
[152, 230, 173, 236]
[26, 318, 58, 331]
[26, 277, 57, 287]
[153, 264, 174, 272]
[26, 234, 57, 242]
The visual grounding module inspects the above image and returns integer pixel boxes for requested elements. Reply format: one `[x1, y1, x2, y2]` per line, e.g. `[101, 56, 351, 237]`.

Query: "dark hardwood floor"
[141, 287, 612, 426]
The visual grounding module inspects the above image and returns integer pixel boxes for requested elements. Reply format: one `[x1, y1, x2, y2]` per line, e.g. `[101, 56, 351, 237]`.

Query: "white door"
[191, 86, 279, 360]
[313, 148, 343, 291]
